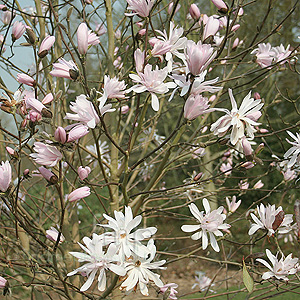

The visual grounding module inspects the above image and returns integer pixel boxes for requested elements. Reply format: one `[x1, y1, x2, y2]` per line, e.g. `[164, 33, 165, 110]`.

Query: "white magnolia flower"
[120, 239, 166, 296]
[67, 234, 126, 292]
[127, 64, 176, 111]
[181, 199, 230, 252]
[211, 89, 263, 146]
[225, 196, 241, 213]
[257, 249, 298, 281]
[100, 206, 157, 259]
[192, 271, 214, 292]
[248, 203, 293, 236]
[284, 131, 300, 168]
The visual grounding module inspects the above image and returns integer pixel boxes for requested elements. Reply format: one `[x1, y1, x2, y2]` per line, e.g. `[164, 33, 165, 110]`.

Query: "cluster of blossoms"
[67, 207, 166, 296]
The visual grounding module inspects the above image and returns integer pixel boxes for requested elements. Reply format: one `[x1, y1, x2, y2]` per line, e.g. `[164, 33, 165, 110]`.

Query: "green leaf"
[243, 259, 254, 293]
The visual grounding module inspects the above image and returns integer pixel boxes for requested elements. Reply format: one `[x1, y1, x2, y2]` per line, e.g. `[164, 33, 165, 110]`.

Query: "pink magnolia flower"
[68, 186, 91, 202]
[98, 75, 127, 103]
[189, 4, 200, 20]
[39, 166, 58, 183]
[253, 179, 264, 189]
[225, 196, 241, 213]
[78, 166, 91, 180]
[128, 64, 176, 111]
[211, 0, 228, 11]
[12, 21, 26, 41]
[184, 94, 214, 120]
[168, 2, 181, 15]
[0, 276, 7, 289]
[257, 249, 298, 281]
[77, 23, 88, 55]
[210, 89, 263, 146]
[38, 35, 55, 58]
[134, 48, 145, 72]
[185, 40, 216, 76]
[1, 10, 12, 24]
[67, 124, 89, 142]
[27, 111, 42, 122]
[239, 180, 249, 190]
[125, 0, 154, 17]
[0, 161, 12, 192]
[121, 105, 129, 114]
[17, 73, 36, 87]
[203, 16, 219, 41]
[30, 142, 63, 167]
[65, 95, 100, 129]
[282, 169, 296, 182]
[273, 44, 292, 64]
[25, 98, 52, 118]
[248, 203, 293, 236]
[54, 127, 67, 143]
[88, 30, 100, 46]
[42, 93, 54, 105]
[95, 23, 106, 36]
[242, 137, 253, 158]
[220, 162, 232, 175]
[6, 146, 15, 156]
[192, 271, 214, 292]
[50, 58, 79, 80]
[160, 283, 178, 300]
[181, 198, 230, 252]
[46, 227, 65, 243]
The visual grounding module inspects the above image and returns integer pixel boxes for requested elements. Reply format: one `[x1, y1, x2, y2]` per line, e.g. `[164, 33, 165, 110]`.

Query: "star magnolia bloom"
[203, 16, 219, 41]
[65, 95, 100, 129]
[257, 249, 298, 281]
[181, 198, 230, 252]
[160, 283, 178, 300]
[225, 196, 241, 213]
[128, 64, 176, 111]
[30, 142, 63, 167]
[184, 94, 214, 120]
[46, 227, 65, 243]
[284, 131, 300, 168]
[50, 58, 79, 80]
[0, 161, 12, 192]
[97, 75, 127, 103]
[192, 271, 214, 292]
[125, 0, 154, 17]
[100, 206, 157, 259]
[185, 40, 216, 76]
[210, 89, 264, 146]
[68, 186, 91, 202]
[120, 239, 166, 296]
[67, 234, 126, 292]
[248, 203, 293, 236]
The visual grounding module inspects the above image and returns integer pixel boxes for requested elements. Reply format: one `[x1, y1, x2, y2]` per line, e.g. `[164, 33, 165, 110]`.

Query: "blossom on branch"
[284, 131, 300, 168]
[50, 58, 79, 80]
[181, 198, 230, 252]
[125, 0, 154, 17]
[0, 161, 11, 192]
[30, 142, 63, 167]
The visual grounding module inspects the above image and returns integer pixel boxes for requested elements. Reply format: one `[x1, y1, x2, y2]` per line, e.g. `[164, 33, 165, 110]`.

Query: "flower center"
[135, 260, 141, 267]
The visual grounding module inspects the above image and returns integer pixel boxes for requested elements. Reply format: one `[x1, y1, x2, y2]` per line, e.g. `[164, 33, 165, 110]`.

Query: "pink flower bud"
[0, 276, 7, 289]
[42, 93, 54, 105]
[6, 146, 15, 156]
[203, 16, 219, 41]
[0, 161, 11, 192]
[232, 37, 239, 50]
[138, 29, 146, 36]
[189, 4, 200, 20]
[231, 24, 240, 32]
[39, 166, 58, 184]
[211, 0, 228, 12]
[85, 0, 93, 4]
[27, 111, 42, 122]
[246, 111, 262, 122]
[54, 127, 67, 143]
[259, 128, 268, 133]
[46, 227, 65, 243]
[121, 105, 129, 114]
[253, 92, 261, 100]
[282, 169, 295, 181]
[25, 98, 52, 118]
[23, 169, 30, 176]
[67, 124, 89, 142]
[78, 166, 91, 180]
[239, 180, 249, 190]
[38, 35, 55, 58]
[253, 179, 264, 189]
[17, 73, 36, 87]
[237, 7, 244, 16]
[168, 2, 181, 15]
[77, 23, 88, 55]
[242, 138, 253, 159]
[12, 21, 26, 42]
[68, 186, 91, 202]
[95, 23, 106, 36]
[241, 161, 255, 169]
[209, 95, 216, 102]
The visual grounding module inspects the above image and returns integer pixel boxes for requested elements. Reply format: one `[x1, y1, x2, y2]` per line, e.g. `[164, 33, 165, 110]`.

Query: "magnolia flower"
[46, 227, 65, 243]
[65, 95, 100, 129]
[68, 186, 90, 202]
[160, 283, 178, 300]
[282, 169, 296, 181]
[248, 203, 293, 236]
[50, 58, 79, 80]
[67, 124, 89, 142]
[225, 196, 241, 213]
[0, 161, 12, 192]
[257, 249, 298, 281]
[68, 234, 126, 292]
[120, 239, 166, 296]
[192, 271, 214, 292]
[189, 4, 200, 20]
[128, 64, 176, 111]
[39, 166, 58, 184]
[253, 179, 264, 189]
[284, 131, 300, 168]
[184, 94, 213, 120]
[203, 16, 219, 41]
[38, 35, 55, 58]
[251, 43, 275, 68]
[125, 0, 154, 17]
[78, 166, 91, 180]
[54, 127, 67, 144]
[211, 0, 228, 11]
[77, 23, 88, 55]
[31, 142, 63, 167]
[100, 206, 157, 259]
[12, 21, 25, 41]
[185, 40, 216, 76]
[272, 44, 291, 64]
[220, 162, 232, 176]
[211, 89, 263, 146]
[181, 199, 230, 252]
[17, 73, 35, 86]
[97, 75, 127, 103]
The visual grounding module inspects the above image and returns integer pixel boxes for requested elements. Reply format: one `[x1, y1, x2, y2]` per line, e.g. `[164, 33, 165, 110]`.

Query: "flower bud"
[211, 0, 228, 13]
[282, 169, 295, 181]
[38, 35, 55, 58]
[12, 21, 26, 42]
[23, 169, 30, 177]
[241, 161, 255, 169]
[189, 4, 200, 20]
[39, 166, 58, 184]
[54, 127, 67, 144]
[242, 138, 253, 160]
[168, 2, 181, 15]
[25, 26, 36, 44]
[203, 16, 219, 42]
[68, 186, 91, 202]
[193, 172, 203, 181]
[17, 73, 36, 87]
[42, 93, 54, 105]
[77, 23, 88, 55]
[232, 37, 239, 50]
[0, 276, 8, 289]
[46, 227, 65, 243]
[78, 166, 91, 181]
[253, 179, 264, 189]
[67, 124, 89, 142]
[231, 24, 240, 32]
[253, 92, 261, 100]
[121, 105, 129, 114]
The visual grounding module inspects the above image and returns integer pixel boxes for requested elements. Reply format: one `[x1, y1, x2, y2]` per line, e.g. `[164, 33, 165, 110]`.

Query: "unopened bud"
[69, 69, 79, 80]
[253, 92, 261, 100]
[41, 107, 53, 118]
[25, 27, 36, 44]
[193, 172, 203, 181]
